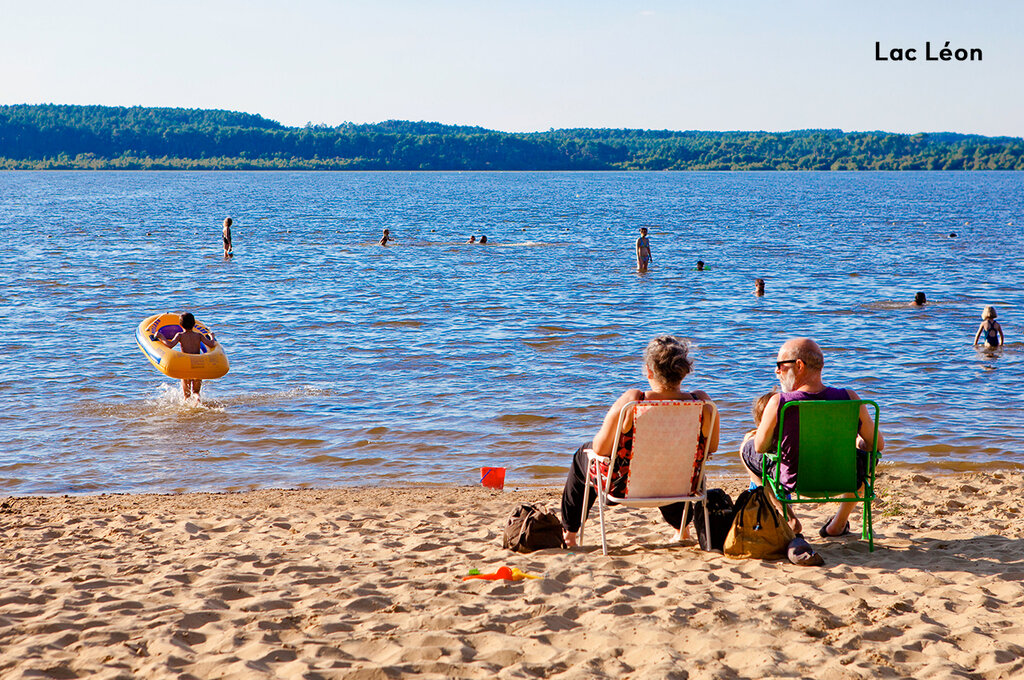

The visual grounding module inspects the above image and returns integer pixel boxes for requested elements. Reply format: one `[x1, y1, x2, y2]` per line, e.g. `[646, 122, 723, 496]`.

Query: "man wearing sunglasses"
[740, 337, 884, 537]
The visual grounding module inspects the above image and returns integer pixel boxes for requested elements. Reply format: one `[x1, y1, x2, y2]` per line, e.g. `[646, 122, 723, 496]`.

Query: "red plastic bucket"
[480, 467, 506, 490]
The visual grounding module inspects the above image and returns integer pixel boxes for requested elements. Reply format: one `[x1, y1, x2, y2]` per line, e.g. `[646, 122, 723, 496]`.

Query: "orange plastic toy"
[462, 566, 539, 581]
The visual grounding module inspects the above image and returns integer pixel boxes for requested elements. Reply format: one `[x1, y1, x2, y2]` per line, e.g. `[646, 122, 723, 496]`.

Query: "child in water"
[157, 312, 217, 401]
[635, 227, 652, 271]
[754, 278, 765, 296]
[974, 306, 1004, 348]
[222, 217, 233, 257]
[379, 229, 395, 246]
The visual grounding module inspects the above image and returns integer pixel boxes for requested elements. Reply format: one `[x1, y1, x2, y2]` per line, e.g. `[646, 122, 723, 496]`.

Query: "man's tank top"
[775, 386, 850, 491]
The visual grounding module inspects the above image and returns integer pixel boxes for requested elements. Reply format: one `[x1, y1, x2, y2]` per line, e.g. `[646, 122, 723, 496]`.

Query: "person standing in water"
[222, 217, 233, 257]
[379, 228, 395, 246]
[754, 278, 765, 296]
[156, 312, 217, 401]
[636, 227, 652, 272]
[974, 306, 1004, 348]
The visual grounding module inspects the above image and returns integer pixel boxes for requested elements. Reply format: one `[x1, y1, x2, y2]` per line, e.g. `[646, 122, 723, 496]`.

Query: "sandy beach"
[2, 468, 1023, 679]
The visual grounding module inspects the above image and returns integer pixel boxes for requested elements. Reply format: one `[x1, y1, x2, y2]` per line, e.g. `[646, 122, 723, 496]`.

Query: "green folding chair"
[762, 400, 881, 551]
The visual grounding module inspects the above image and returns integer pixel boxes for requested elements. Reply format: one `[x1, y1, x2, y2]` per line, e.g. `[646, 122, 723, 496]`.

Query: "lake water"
[1, 170, 1021, 495]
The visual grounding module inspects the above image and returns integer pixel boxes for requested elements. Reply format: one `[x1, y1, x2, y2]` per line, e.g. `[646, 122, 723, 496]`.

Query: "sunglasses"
[775, 359, 798, 370]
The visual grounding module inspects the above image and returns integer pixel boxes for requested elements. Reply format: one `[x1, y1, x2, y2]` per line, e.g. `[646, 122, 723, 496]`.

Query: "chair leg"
[597, 485, 608, 556]
[865, 494, 874, 552]
[579, 460, 592, 547]
[676, 501, 690, 541]
[702, 498, 711, 549]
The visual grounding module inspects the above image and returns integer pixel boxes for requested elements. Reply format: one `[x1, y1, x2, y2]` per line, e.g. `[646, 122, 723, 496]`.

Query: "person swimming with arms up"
[156, 312, 217, 401]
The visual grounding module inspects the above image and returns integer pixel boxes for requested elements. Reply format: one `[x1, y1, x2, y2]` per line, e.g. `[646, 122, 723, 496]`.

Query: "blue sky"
[2, 1, 1021, 135]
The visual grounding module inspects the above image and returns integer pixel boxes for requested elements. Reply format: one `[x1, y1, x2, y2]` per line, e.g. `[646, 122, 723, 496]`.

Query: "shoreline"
[5, 458, 1023, 499]
[3, 468, 1022, 679]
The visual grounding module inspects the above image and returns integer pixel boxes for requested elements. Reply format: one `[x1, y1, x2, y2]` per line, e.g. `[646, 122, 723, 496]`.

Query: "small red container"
[480, 467, 506, 490]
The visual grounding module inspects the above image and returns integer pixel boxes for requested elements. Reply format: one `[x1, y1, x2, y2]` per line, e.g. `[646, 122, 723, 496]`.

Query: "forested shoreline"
[2, 104, 1022, 170]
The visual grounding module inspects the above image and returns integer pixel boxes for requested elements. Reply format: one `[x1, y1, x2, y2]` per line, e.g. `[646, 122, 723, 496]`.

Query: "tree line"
[1, 104, 1022, 171]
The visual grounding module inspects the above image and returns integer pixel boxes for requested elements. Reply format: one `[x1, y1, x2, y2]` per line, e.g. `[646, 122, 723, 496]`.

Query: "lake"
[1, 170, 1021, 494]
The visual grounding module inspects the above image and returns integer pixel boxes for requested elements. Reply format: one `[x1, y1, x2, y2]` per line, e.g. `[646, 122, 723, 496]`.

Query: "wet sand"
[2, 468, 1023, 679]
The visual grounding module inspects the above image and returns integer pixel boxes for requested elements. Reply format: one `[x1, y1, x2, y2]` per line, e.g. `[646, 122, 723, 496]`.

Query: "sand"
[2, 468, 1023, 679]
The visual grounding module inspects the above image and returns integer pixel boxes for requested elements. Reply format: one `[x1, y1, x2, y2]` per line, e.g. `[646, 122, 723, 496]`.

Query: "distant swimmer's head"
[949, 232, 957, 238]
[224, 217, 232, 227]
[754, 278, 765, 295]
[480, 235, 488, 244]
[643, 335, 693, 387]
[639, 227, 648, 235]
[180, 312, 196, 330]
[696, 260, 705, 271]
[468, 235, 476, 243]
[983, 306, 997, 319]
[913, 292, 927, 306]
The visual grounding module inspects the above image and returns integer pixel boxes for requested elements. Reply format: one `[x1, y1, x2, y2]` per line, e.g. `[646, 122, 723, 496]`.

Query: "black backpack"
[502, 504, 566, 552]
[687, 488, 735, 552]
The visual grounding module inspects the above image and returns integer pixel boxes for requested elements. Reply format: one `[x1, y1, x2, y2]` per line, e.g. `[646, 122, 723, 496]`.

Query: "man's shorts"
[741, 437, 869, 489]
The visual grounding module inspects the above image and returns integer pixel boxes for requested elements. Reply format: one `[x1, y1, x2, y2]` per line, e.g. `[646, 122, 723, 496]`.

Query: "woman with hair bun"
[560, 335, 719, 547]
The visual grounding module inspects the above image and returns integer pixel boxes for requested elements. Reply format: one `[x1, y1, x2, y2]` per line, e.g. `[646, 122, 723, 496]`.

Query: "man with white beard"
[740, 338, 884, 538]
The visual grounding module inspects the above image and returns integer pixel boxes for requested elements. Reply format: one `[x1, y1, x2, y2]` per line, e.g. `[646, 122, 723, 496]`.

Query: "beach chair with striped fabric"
[578, 399, 717, 556]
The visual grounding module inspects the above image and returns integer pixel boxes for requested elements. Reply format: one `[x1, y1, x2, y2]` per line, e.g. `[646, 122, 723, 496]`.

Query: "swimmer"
[467, 235, 476, 244]
[479, 235, 488, 244]
[379, 229, 395, 246]
[973, 306, 1004, 348]
[913, 292, 926, 306]
[222, 217, 233, 257]
[696, 260, 705, 271]
[754, 278, 765, 297]
[635, 227, 652, 272]
[156, 312, 217, 401]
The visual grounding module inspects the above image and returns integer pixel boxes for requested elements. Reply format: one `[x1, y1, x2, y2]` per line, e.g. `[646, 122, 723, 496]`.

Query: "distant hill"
[1, 104, 1022, 170]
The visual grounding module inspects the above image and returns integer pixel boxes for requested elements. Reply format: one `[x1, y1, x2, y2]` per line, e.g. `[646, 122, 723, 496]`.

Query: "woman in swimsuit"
[560, 335, 719, 547]
[974, 306, 1004, 348]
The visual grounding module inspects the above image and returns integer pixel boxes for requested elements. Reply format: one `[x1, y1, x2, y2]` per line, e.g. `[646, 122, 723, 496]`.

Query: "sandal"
[818, 517, 852, 538]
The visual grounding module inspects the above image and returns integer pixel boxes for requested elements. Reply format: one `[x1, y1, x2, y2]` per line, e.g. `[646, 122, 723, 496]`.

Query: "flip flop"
[818, 517, 852, 538]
